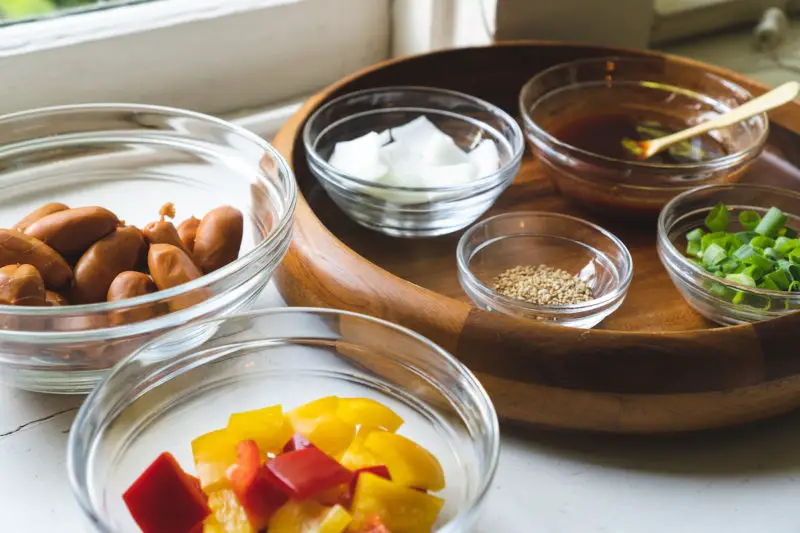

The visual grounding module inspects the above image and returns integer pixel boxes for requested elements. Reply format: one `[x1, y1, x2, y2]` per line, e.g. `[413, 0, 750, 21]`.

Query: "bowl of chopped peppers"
[68, 308, 499, 533]
[658, 183, 800, 325]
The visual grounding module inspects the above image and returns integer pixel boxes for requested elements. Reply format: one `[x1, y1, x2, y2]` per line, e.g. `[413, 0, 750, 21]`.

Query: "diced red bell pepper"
[266, 446, 354, 500]
[226, 440, 288, 530]
[185, 474, 205, 499]
[123, 452, 210, 533]
[348, 465, 391, 501]
[282, 433, 313, 453]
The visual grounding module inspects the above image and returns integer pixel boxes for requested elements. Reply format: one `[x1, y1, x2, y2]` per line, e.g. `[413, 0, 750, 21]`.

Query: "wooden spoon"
[628, 81, 800, 160]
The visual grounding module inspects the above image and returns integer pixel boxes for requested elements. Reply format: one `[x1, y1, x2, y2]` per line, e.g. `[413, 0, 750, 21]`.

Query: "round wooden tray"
[272, 42, 800, 434]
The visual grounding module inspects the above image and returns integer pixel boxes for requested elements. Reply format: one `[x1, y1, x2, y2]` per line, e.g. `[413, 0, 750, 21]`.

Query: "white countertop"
[2, 282, 799, 533]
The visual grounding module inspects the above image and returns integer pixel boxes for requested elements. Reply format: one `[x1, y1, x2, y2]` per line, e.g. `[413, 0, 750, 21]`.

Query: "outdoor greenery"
[0, 0, 109, 20]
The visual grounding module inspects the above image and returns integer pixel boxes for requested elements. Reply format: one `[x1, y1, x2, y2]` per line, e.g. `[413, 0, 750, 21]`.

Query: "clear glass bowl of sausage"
[0, 104, 297, 393]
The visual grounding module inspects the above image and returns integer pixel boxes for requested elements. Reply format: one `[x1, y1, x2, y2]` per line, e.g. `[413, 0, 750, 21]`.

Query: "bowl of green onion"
[658, 183, 800, 325]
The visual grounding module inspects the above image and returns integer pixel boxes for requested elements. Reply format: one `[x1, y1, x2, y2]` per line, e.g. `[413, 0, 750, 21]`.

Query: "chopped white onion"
[469, 139, 500, 177]
[327, 116, 501, 205]
[376, 129, 391, 146]
[329, 131, 387, 181]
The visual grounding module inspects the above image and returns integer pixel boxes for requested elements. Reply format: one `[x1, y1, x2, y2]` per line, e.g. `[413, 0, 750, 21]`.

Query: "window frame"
[2, 0, 785, 128]
[0, 0, 392, 116]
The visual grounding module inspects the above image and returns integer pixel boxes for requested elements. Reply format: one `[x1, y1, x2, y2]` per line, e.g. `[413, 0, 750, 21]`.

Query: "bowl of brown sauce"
[519, 57, 768, 217]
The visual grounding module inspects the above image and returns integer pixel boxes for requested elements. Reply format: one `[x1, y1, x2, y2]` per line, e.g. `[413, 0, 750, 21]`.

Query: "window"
[0, 0, 392, 120]
[483, 0, 799, 48]
[1, 0, 794, 139]
[652, 0, 799, 45]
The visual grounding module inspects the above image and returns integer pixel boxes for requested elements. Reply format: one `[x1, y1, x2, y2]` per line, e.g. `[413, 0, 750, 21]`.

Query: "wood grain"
[272, 42, 800, 433]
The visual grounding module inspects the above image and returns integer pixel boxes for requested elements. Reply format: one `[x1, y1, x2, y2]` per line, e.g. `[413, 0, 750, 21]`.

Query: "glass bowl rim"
[303, 85, 525, 193]
[67, 306, 502, 533]
[657, 182, 800, 299]
[0, 103, 298, 316]
[456, 211, 634, 313]
[518, 56, 769, 173]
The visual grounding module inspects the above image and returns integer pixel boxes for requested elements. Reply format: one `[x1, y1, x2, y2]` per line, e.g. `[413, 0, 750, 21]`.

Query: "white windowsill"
[0, 0, 391, 116]
[0, 0, 302, 55]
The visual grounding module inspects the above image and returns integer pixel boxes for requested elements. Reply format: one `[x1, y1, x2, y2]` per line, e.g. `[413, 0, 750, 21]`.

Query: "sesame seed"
[491, 265, 594, 306]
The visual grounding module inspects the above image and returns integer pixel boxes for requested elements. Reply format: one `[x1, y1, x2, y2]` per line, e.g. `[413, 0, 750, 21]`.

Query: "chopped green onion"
[735, 231, 758, 244]
[686, 240, 702, 257]
[741, 265, 764, 281]
[751, 235, 775, 250]
[733, 244, 756, 261]
[702, 243, 728, 268]
[759, 277, 780, 291]
[764, 247, 784, 261]
[684, 203, 799, 302]
[738, 210, 761, 230]
[743, 253, 774, 272]
[775, 237, 799, 254]
[725, 273, 756, 287]
[765, 269, 791, 291]
[686, 228, 705, 242]
[701, 231, 726, 252]
[786, 264, 800, 281]
[720, 258, 740, 274]
[755, 206, 788, 237]
[705, 202, 730, 232]
[723, 235, 744, 253]
[708, 282, 730, 298]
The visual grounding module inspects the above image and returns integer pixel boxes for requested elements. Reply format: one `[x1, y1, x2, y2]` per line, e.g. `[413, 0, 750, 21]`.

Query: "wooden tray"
[272, 42, 800, 434]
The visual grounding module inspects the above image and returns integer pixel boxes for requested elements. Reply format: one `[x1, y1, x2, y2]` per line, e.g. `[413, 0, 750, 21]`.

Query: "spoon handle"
[643, 81, 800, 157]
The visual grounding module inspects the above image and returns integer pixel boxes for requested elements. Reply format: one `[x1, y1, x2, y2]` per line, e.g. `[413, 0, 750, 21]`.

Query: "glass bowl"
[0, 104, 296, 393]
[303, 86, 525, 238]
[519, 57, 768, 217]
[657, 183, 800, 325]
[67, 308, 500, 533]
[457, 212, 633, 329]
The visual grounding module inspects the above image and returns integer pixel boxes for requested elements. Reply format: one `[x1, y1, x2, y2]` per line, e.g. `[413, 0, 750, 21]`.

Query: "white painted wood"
[492, 0, 654, 48]
[2, 281, 800, 532]
[652, 0, 791, 45]
[391, 0, 440, 57]
[0, 0, 390, 115]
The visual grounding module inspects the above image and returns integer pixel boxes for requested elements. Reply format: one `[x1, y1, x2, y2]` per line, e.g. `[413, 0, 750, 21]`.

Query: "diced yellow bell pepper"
[206, 489, 256, 533]
[363, 432, 445, 491]
[349, 474, 444, 533]
[306, 415, 356, 459]
[202, 515, 227, 533]
[289, 397, 355, 459]
[288, 396, 339, 424]
[314, 483, 349, 507]
[226, 405, 293, 455]
[319, 505, 353, 533]
[268, 500, 352, 533]
[339, 427, 383, 470]
[336, 398, 404, 432]
[192, 429, 238, 492]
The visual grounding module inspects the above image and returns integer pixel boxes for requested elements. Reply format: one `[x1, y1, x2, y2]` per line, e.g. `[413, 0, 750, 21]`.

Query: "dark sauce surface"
[552, 113, 728, 164]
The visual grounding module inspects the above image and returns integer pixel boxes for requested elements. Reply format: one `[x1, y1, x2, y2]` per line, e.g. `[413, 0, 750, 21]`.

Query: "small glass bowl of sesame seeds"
[456, 211, 634, 328]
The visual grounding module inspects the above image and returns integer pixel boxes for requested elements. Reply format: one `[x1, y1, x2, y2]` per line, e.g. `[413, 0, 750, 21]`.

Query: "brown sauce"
[552, 113, 728, 164]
